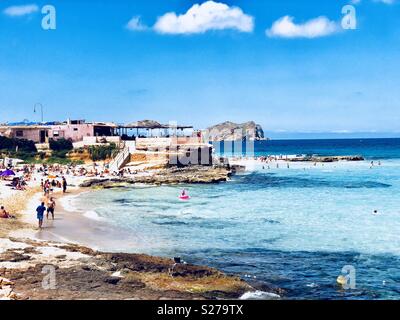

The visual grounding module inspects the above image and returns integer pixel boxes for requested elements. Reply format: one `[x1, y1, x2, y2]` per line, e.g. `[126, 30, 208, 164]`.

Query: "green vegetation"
[47, 139, 82, 164]
[88, 143, 118, 161]
[0, 136, 116, 165]
[0, 136, 82, 165]
[0, 136, 37, 162]
[49, 138, 73, 151]
[5, 151, 37, 162]
[0, 136, 37, 153]
[46, 156, 83, 165]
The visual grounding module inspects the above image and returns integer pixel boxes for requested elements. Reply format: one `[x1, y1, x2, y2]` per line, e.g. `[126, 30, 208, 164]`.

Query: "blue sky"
[0, 0, 399, 137]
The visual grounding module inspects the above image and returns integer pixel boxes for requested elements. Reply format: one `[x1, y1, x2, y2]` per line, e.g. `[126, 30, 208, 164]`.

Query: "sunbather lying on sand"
[0, 206, 15, 219]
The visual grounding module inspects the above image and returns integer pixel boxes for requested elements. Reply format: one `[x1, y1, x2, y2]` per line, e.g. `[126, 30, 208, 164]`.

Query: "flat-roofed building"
[48, 119, 118, 142]
[0, 125, 50, 143]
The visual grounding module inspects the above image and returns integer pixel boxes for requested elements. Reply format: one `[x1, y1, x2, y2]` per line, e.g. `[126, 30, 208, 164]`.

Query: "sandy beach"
[0, 162, 257, 300]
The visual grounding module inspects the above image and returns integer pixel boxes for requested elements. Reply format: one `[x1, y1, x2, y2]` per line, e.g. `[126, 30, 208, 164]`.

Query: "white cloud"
[266, 16, 339, 39]
[126, 16, 148, 31]
[3, 4, 39, 17]
[153, 1, 254, 34]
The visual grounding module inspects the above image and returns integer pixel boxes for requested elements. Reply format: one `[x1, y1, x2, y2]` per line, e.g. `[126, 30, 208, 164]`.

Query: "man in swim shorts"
[36, 202, 46, 229]
[47, 197, 56, 220]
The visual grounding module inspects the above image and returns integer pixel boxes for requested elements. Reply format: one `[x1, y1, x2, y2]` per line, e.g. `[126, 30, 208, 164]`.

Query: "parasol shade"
[0, 170, 16, 177]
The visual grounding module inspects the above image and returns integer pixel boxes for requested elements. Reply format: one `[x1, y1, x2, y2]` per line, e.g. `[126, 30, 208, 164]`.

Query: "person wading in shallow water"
[62, 177, 67, 193]
[47, 197, 56, 220]
[36, 202, 46, 229]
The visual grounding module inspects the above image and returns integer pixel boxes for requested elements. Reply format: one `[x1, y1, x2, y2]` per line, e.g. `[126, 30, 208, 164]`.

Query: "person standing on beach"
[62, 177, 67, 193]
[36, 202, 46, 229]
[47, 197, 56, 220]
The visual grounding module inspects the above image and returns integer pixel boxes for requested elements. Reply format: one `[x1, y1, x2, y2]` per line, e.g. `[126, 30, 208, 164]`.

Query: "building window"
[16, 130, 24, 137]
[53, 131, 60, 137]
[73, 128, 78, 131]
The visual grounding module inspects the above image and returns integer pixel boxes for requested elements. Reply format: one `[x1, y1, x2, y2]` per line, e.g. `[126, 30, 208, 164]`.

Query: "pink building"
[0, 120, 117, 144]
[48, 120, 117, 142]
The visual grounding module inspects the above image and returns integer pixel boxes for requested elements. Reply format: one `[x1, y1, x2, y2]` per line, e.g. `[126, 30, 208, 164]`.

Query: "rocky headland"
[205, 121, 265, 141]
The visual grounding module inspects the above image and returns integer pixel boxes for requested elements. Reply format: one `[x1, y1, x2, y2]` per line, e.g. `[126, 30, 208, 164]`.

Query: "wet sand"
[11, 188, 145, 253]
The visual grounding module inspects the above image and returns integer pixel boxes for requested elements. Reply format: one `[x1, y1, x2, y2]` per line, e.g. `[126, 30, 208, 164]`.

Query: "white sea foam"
[59, 194, 82, 212]
[83, 210, 107, 222]
[239, 290, 280, 300]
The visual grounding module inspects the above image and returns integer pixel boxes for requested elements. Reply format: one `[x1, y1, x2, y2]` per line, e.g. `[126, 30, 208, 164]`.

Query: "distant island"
[205, 121, 266, 141]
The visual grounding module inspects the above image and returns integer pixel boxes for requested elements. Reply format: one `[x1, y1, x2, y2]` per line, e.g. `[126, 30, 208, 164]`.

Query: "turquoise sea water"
[73, 139, 400, 299]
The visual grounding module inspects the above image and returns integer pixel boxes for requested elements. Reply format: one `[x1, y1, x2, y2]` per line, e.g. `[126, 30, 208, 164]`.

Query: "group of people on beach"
[0, 159, 103, 231]
[1, 158, 137, 230]
[41, 177, 67, 195]
[36, 175, 63, 229]
[35, 198, 56, 229]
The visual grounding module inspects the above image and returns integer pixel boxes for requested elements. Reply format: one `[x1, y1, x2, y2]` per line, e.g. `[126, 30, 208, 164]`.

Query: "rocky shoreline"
[0, 237, 255, 300]
[79, 165, 241, 188]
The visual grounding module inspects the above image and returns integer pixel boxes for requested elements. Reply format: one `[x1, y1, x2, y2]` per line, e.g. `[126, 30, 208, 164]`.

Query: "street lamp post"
[34, 103, 44, 123]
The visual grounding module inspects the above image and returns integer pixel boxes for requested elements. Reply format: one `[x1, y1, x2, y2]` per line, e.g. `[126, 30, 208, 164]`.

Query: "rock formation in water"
[79, 165, 240, 187]
[204, 121, 265, 141]
[286, 155, 365, 163]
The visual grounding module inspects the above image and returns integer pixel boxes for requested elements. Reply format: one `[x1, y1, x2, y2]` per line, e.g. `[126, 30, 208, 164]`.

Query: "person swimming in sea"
[179, 189, 191, 200]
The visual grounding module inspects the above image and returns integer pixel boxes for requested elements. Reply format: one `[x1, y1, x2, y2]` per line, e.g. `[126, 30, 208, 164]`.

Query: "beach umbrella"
[0, 169, 16, 177]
